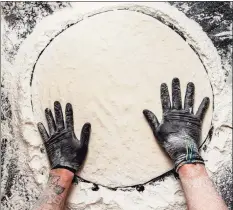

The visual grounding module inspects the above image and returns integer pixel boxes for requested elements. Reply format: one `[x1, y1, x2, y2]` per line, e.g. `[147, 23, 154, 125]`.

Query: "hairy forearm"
[32, 169, 74, 210]
[178, 164, 228, 210]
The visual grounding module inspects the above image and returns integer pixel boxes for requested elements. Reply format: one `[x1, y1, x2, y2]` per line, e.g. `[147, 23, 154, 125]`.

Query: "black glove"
[37, 101, 91, 174]
[143, 78, 209, 172]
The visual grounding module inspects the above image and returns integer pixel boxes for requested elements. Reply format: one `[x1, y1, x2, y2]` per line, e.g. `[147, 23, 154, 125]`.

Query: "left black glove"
[37, 101, 91, 174]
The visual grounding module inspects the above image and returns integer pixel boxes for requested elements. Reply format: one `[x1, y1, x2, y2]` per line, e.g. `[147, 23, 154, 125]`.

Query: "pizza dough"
[31, 10, 213, 187]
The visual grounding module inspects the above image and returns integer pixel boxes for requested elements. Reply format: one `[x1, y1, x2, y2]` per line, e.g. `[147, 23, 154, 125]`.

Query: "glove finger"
[160, 83, 171, 113]
[196, 97, 210, 122]
[65, 103, 74, 131]
[80, 123, 91, 148]
[143, 109, 160, 134]
[184, 82, 195, 113]
[54, 101, 65, 131]
[45, 108, 56, 135]
[37, 122, 49, 142]
[172, 78, 182, 110]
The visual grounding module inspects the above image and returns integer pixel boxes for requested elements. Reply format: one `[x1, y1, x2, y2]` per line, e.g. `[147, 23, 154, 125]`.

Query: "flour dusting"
[1, 2, 232, 210]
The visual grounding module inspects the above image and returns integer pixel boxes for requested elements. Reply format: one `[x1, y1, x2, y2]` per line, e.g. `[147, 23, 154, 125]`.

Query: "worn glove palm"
[143, 78, 209, 172]
[37, 101, 91, 174]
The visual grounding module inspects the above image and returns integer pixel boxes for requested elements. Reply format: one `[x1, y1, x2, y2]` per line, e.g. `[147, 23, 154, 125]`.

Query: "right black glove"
[143, 78, 209, 172]
[37, 101, 91, 174]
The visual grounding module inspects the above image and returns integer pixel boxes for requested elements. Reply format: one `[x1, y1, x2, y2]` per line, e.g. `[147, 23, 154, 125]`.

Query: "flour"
[31, 10, 213, 187]
[4, 2, 232, 210]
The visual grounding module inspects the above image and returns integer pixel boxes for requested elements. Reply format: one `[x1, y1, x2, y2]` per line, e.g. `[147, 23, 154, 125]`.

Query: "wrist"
[50, 168, 74, 183]
[178, 163, 207, 178]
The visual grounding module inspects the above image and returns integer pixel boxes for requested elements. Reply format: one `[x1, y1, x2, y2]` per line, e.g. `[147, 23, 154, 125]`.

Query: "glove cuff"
[175, 154, 205, 172]
[52, 165, 77, 174]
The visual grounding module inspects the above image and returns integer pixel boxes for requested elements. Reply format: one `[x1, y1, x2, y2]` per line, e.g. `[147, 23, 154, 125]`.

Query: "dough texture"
[31, 10, 213, 187]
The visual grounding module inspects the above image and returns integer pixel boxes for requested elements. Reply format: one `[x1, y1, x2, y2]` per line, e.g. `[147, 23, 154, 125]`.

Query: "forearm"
[32, 169, 74, 210]
[178, 164, 228, 210]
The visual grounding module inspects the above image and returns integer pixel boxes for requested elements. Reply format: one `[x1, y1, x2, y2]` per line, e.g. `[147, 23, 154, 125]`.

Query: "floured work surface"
[31, 10, 213, 187]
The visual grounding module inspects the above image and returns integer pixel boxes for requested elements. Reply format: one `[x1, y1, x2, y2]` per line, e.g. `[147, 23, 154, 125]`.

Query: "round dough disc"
[31, 10, 213, 187]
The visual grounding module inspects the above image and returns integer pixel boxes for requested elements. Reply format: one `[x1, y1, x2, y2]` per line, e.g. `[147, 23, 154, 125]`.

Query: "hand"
[37, 101, 91, 173]
[143, 78, 209, 172]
